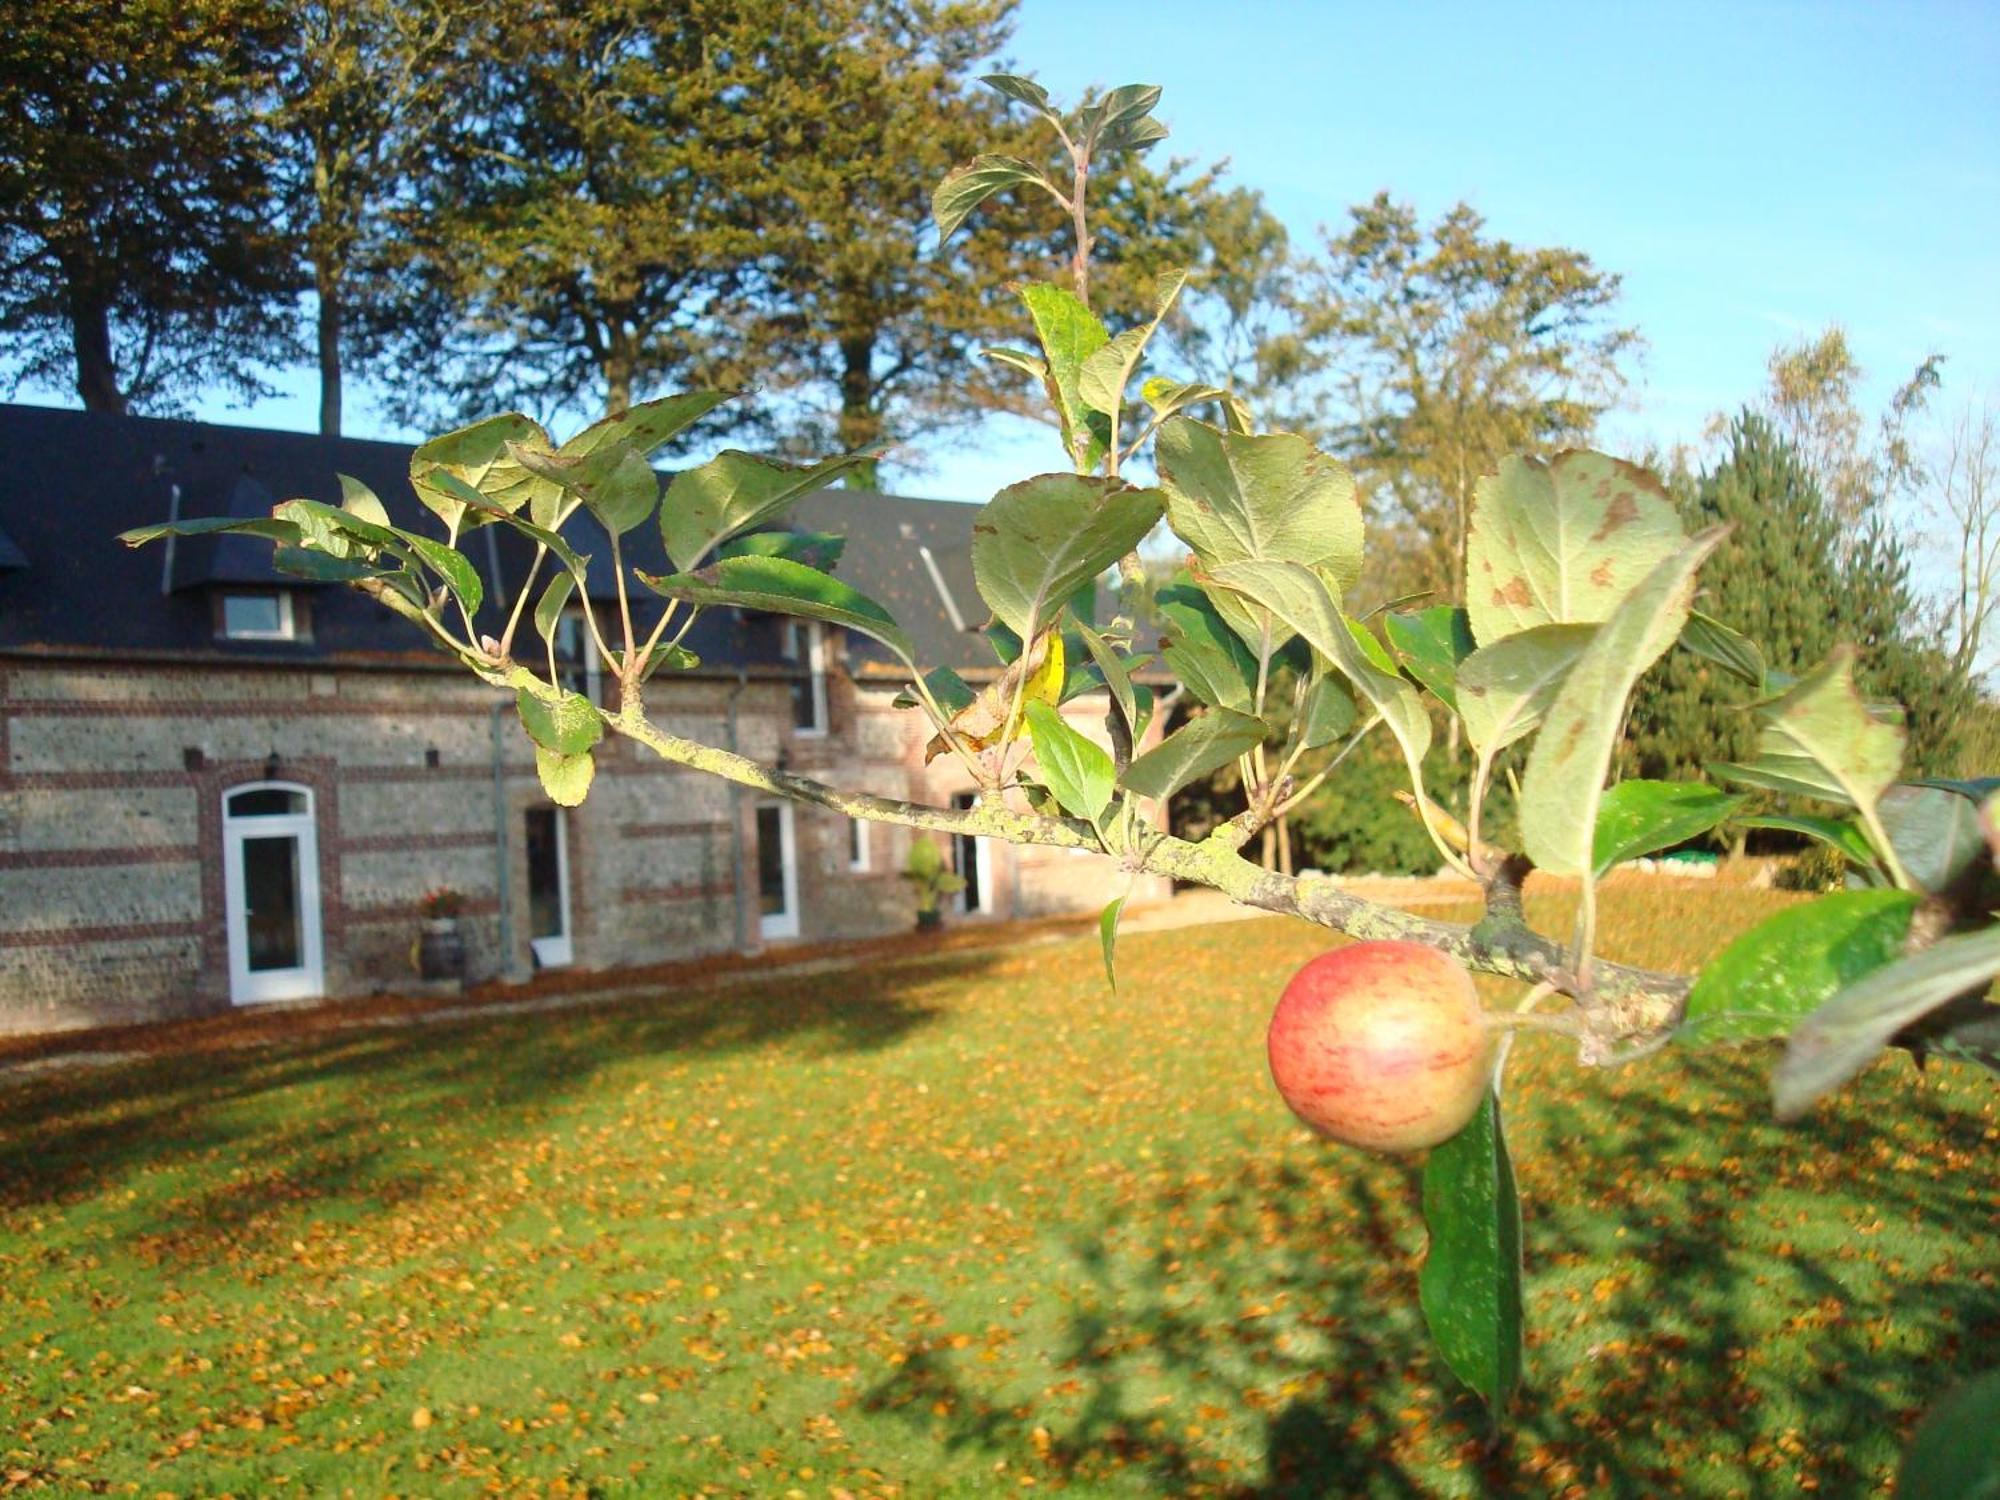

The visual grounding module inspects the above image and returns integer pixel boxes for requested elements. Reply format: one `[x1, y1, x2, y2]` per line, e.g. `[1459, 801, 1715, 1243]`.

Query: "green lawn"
[0, 885, 1993, 1497]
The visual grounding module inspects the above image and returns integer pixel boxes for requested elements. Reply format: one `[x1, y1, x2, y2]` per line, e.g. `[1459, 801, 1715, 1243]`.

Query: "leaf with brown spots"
[1520, 527, 1729, 878]
[1465, 451, 1686, 646]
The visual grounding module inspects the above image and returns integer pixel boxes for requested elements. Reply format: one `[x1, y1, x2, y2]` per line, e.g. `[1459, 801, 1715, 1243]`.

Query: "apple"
[1266, 940, 1493, 1153]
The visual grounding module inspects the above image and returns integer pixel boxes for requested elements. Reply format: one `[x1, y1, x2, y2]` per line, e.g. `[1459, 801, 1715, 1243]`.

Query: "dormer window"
[220, 591, 296, 641]
[780, 620, 827, 736]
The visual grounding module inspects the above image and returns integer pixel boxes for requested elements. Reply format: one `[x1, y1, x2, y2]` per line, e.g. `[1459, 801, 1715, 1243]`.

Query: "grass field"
[0, 884, 1993, 1497]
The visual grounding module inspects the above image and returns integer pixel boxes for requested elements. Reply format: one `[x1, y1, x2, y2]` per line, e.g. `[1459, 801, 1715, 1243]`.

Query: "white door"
[755, 801, 800, 940]
[526, 806, 573, 967]
[951, 792, 988, 914]
[223, 783, 324, 1005]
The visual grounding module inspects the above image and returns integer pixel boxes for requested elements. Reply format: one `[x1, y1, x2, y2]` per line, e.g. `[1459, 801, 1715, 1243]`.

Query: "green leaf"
[410, 413, 552, 530]
[1678, 889, 1920, 1047]
[1520, 528, 1728, 878]
[1157, 581, 1259, 711]
[1119, 707, 1267, 801]
[401, 533, 483, 618]
[1384, 607, 1475, 711]
[970, 474, 1163, 640]
[639, 554, 915, 668]
[933, 153, 1063, 241]
[980, 346, 1049, 385]
[1775, 922, 2000, 1120]
[1299, 673, 1357, 749]
[1073, 619, 1138, 740]
[980, 73, 1058, 118]
[1709, 646, 1905, 810]
[558, 391, 731, 464]
[660, 451, 869, 571]
[1680, 609, 1766, 690]
[1157, 418, 1363, 602]
[915, 665, 976, 718]
[1099, 895, 1126, 995]
[272, 547, 383, 583]
[1024, 701, 1115, 823]
[118, 516, 301, 548]
[273, 497, 401, 558]
[533, 572, 578, 651]
[1878, 782, 1989, 897]
[517, 685, 603, 756]
[337, 473, 391, 528]
[1465, 450, 1686, 646]
[717, 530, 846, 570]
[1204, 559, 1433, 802]
[1455, 623, 1596, 758]
[534, 746, 595, 807]
[624, 640, 699, 682]
[511, 442, 659, 537]
[1077, 268, 1188, 417]
[1080, 83, 1166, 152]
[1419, 1091, 1522, 1419]
[1897, 1369, 2000, 1500]
[1592, 781, 1747, 877]
[1737, 813, 1882, 874]
[1019, 282, 1113, 471]
[1139, 377, 1236, 427]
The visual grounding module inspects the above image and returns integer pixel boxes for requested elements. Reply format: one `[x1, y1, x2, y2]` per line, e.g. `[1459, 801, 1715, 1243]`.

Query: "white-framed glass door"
[526, 805, 573, 967]
[951, 792, 988, 914]
[755, 801, 800, 940]
[222, 782, 324, 1005]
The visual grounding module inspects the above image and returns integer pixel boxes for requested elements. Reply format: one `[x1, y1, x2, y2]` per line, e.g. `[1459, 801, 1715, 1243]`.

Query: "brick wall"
[0, 647, 1171, 1035]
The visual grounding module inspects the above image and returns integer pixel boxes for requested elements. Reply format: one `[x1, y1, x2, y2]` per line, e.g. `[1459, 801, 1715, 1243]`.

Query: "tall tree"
[1625, 413, 1973, 784]
[1281, 195, 1639, 605]
[1927, 400, 2000, 684]
[0, 0, 296, 413]
[272, 0, 475, 436]
[375, 0, 785, 429]
[1759, 325, 1944, 533]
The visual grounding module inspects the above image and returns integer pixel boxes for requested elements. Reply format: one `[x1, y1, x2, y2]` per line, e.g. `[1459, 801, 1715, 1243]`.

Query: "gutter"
[489, 698, 515, 979]
[725, 668, 750, 953]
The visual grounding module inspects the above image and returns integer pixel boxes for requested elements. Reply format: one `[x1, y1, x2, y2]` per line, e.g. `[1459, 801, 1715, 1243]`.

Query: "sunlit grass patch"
[0, 886, 1991, 1495]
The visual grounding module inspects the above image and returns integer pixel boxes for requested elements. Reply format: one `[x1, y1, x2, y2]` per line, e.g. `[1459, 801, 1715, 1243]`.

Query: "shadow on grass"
[0, 944, 989, 1233]
[862, 1049, 1995, 1498]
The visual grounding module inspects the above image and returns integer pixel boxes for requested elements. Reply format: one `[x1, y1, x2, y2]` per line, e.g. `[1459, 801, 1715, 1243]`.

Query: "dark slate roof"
[0, 403, 1000, 677]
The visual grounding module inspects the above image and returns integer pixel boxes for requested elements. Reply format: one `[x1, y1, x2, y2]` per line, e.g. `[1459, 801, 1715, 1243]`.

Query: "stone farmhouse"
[0, 404, 1169, 1036]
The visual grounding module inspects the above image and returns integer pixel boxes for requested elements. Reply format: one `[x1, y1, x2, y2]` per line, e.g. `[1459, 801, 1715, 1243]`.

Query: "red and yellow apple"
[1266, 940, 1493, 1153]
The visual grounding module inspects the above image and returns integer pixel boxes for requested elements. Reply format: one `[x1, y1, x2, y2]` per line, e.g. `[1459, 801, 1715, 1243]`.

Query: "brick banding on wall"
[618, 880, 734, 905]
[0, 919, 203, 949]
[0, 844, 197, 869]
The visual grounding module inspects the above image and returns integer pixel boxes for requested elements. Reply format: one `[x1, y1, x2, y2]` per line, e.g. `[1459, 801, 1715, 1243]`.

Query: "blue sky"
[164, 0, 2000, 505]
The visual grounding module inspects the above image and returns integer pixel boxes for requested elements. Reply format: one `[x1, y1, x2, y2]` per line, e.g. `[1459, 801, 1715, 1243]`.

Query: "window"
[781, 620, 827, 736]
[848, 817, 870, 872]
[553, 608, 603, 706]
[221, 591, 295, 641]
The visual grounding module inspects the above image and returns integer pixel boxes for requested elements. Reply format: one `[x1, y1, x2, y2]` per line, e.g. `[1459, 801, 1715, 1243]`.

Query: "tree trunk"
[837, 332, 882, 489]
[65, 271, 125, 414]
[316, 262, 343, 437]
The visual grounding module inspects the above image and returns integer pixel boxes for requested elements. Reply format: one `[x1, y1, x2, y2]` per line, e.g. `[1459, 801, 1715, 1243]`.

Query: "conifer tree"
[1626, 413, 1972, 783]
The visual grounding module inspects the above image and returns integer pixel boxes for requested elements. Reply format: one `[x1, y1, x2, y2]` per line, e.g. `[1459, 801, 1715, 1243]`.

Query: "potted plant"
[900, 837, 966, 932]
[415, 887, 467, 981]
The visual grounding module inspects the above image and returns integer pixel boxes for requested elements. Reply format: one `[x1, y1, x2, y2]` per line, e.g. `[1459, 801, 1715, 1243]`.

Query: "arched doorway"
[222, 782, 324, 1005]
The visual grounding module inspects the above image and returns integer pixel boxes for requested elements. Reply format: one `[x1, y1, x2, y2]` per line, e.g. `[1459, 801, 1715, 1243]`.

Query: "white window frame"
[221, 780, 324, 1005]
[221, 591, 296, 641]
[783, 620, 828, 737]
[848, 816, 871, 873]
